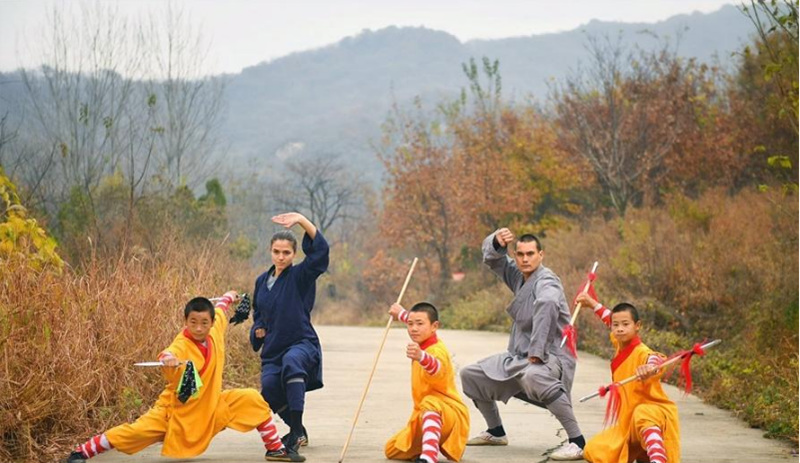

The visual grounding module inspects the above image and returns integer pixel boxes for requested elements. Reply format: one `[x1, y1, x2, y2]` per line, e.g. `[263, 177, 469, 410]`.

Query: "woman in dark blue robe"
[250, 212, 329, 453]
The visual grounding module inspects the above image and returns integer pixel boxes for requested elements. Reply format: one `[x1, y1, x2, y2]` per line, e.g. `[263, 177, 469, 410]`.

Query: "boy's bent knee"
[632, 404, 666, 431]
[418, 396, 444, 414]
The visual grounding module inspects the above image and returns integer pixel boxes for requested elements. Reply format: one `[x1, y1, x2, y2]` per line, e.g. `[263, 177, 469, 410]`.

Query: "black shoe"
[281, 432, 302, 453]
[264, 447, 306, 462]
[62, 451, 86, 463]
[281, 427, 308, 447]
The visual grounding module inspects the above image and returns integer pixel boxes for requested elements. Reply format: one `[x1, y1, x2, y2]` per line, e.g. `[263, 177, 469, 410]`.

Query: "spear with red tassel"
[579, 339, 721, 426]
[560, 261, 599, 357]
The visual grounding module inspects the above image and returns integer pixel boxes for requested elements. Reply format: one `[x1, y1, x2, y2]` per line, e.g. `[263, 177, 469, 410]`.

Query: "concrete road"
[94, 326, 796, 463]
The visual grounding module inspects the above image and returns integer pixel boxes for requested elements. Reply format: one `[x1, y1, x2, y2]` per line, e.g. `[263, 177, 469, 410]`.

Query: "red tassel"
[663, 341, 707, 394]
[678, 342, 706, 394]
[562, 325, 578, 358]
[573, 272, 598, 306]
[598, 382, 622, 427]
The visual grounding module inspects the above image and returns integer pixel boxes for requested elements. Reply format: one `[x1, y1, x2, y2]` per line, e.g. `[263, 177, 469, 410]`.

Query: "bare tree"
[142, 4, 224, 188]
[0, 113, 11, 155]
[270, 154, 365, 236]
[11, 2, 224, 250]
[550, 36, 695, 215]
[19, 2, 144, 224]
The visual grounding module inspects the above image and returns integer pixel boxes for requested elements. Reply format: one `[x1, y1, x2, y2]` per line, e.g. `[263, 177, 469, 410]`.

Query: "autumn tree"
[550, 38, 713, 214]
[377, 98, 462, 289]
[373, 58, 590, 293]
[444, 58, 524, 235]
[447, 58, 588, 235]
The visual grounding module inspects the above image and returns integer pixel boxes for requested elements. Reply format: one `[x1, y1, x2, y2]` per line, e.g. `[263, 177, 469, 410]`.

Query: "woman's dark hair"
[271, 230, 297, 252]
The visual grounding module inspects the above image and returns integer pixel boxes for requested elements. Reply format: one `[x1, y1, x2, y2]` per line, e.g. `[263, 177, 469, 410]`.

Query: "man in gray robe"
[460, 228, 585, 461]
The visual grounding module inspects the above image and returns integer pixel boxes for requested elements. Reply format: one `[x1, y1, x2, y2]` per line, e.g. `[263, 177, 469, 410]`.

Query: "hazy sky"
[0, 0, 738, 76]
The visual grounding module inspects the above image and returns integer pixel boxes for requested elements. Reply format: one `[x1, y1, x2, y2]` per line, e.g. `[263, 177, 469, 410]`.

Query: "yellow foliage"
[0, 167, 64, 271]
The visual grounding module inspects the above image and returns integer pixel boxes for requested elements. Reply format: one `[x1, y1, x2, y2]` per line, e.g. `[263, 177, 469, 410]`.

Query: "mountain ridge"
[220, 4, 752, 181]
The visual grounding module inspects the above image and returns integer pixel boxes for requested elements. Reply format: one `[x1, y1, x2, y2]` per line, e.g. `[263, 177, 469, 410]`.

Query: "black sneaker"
[281, 427, 308, 448]
[61, 451, 86, 463]
[281, 432, 300, 453]
[264, 447, 306, 462]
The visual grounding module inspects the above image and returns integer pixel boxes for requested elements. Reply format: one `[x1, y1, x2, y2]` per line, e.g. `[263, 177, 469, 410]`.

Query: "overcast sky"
[0, 0, 738, 76]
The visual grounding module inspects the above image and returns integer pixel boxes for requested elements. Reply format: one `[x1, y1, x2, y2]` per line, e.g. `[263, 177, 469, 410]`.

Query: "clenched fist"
[406, 342, 423, 361]
[495, 228, 515, 247]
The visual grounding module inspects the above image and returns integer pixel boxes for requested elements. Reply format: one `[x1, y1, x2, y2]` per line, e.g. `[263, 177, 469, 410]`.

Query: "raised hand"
[271, 212, 305, 229]
[254, 328, 266, 339]
[495, 228, 515, 247]
[229, 293, 251, 325]
[576, 292, 598, 309]
[388, 303, 405, 321]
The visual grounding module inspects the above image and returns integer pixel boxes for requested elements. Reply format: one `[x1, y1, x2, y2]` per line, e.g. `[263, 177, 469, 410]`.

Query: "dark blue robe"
[250, 230, 329, 412]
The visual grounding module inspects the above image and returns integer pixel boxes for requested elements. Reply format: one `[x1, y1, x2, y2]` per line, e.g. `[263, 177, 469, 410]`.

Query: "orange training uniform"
[105, 294, 273, 457]
[584, 335, 681, 463]
[385, 334, 470, 462]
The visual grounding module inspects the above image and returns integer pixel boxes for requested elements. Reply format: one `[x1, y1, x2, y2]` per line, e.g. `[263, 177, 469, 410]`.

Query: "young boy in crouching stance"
[384, 302, 470, 463]
[63, 292, 304, 462]
[577, 294, 681, 463]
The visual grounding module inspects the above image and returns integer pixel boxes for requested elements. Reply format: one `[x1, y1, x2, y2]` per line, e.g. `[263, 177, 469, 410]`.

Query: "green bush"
[440, 284, 512, 332]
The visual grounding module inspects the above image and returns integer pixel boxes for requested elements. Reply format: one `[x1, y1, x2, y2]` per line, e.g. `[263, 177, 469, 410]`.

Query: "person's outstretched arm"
[576, 293, 612, 328]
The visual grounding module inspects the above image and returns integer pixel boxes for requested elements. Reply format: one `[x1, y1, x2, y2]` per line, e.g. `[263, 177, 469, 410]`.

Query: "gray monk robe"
[473, 232, 576, 405]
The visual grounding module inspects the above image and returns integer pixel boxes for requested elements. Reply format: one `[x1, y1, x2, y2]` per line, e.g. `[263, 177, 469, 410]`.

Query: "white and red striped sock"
[642, 426, 667, 463]
[593, 303, 612, 327]
[419, 352, 441, 375]
[76, 433, 112, 459]
[257, 417, 285, 452]
[419, 411, 442, 463]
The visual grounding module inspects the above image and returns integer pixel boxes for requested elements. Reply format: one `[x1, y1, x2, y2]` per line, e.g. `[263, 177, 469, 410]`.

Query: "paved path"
[94, 326, 795, 463]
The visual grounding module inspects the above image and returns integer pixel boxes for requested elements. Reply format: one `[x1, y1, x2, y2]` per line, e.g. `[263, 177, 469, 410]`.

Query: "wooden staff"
[579, 339, 722, 402]
[338, 257, 418, 463]
[560, 261, 599, 348]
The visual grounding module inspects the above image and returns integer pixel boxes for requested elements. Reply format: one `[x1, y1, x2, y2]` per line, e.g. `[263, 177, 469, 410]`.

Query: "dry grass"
[0, 238, 258, 463]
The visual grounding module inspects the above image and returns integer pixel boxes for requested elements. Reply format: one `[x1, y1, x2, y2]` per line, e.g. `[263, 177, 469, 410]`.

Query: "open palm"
[272, 212, 303, 228]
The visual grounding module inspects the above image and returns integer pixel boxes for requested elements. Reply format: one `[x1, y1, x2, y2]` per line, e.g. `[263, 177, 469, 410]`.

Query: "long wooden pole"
[338, 257, 418, 463]
[560, 261, 599, 348]
[578, 339, 722, 402]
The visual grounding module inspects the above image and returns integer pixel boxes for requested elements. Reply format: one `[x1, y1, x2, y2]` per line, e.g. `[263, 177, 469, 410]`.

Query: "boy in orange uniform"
[385, 302, 470, 463]
[62, 292, 304, 463]
[576, 294, 681, 463]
